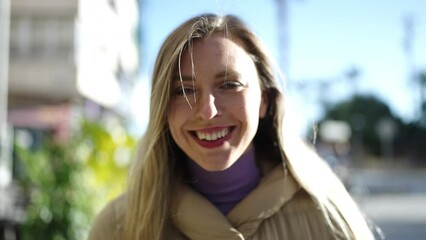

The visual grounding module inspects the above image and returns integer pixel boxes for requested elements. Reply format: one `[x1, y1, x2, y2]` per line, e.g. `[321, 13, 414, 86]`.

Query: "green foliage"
[76, 120, 136, 207]
[318, 94, 426, 164]
[16, 119, 136, 240]
[418, 72, 426, 125]
[16, 140, 91, 240]
[319, 95, 403, 156]
[394, 121, 426, 163]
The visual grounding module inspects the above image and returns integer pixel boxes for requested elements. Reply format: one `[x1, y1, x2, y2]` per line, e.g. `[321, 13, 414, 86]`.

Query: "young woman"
[89, 14, 375, 240]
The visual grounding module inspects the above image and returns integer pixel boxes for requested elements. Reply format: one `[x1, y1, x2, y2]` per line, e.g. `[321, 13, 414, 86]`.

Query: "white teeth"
[195, 128, 229, 141]
[221, 129, 226, 137]
[197, 132, 206, 140]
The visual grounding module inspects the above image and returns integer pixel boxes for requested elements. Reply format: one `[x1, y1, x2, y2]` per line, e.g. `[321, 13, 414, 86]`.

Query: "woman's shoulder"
[87, 194, 127, 240]
[255, 189, 335, 240]
[282, 188, 320, 213]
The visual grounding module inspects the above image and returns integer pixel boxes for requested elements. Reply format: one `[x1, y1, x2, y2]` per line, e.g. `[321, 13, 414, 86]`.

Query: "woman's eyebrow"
[172, 70, 241, 81]
[215, 69, 241, 79]
[173, 75, 194, 82]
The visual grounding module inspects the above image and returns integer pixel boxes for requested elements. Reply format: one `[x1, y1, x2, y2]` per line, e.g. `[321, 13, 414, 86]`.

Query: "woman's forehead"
[182, 33, 243, 55]
[179, 34, 252, 70]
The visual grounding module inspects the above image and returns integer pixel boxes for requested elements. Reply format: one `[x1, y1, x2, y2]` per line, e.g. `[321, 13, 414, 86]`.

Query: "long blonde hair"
[124, 14, 374, 240]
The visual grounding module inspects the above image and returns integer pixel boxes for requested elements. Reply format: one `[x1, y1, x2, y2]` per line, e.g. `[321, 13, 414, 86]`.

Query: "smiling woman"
[88, 14, 375, 240]
[167, 32, 267, 171]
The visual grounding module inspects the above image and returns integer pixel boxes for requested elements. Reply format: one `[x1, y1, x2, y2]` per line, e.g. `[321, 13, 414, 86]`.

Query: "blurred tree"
[317, 94, 426, 165]
[395, 121, 426, 165]
[76, 119, 136, 213]
[16, 139, 91, 240]
[320, 95, 400, 156]
[15, 119, 136, 240]
[417, 71, 426, 126]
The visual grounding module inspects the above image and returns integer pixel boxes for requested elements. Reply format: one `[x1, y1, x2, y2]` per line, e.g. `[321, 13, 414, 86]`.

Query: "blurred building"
[1, 0, 139, 238]
[8, 0, 139, 140]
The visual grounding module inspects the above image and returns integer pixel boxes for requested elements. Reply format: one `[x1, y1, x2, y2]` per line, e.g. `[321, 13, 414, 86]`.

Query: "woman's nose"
[194, 93, 219, 120]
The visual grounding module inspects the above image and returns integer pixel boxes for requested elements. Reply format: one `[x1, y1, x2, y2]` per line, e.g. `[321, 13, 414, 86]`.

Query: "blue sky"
[132, 0, 426, 135]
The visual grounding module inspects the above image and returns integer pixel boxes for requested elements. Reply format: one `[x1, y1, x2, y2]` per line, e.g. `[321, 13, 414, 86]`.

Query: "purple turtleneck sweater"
[186, 148, 261, 215]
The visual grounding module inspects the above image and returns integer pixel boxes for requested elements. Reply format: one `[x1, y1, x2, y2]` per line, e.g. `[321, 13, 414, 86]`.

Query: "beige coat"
[88, 165, 335, 239]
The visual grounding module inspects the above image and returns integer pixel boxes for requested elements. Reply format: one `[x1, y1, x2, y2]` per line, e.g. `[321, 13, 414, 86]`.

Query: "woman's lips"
[190, 127, 234, 148]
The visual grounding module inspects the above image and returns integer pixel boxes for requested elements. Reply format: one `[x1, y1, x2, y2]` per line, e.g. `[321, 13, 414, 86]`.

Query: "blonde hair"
[124, 14, 374, 239]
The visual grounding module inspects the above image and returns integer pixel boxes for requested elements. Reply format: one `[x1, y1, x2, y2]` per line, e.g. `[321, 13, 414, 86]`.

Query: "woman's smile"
[193, 127, 231, 141]
[190, 126, 235, 148]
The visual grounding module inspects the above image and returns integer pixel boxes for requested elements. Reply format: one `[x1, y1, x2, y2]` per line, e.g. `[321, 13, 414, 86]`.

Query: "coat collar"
[172, 165, 300, 239]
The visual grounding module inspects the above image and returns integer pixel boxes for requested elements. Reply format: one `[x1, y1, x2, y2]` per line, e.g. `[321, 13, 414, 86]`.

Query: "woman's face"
[167, 33, 267, 171]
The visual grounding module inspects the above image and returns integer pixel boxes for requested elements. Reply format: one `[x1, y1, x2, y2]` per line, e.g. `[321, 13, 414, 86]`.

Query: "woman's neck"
[186, 147, 261, 215]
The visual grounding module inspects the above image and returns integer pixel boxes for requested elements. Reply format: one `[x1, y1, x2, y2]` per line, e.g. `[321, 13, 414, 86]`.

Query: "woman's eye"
[174, 86, 195, 96]
[221, 81, 243, 90]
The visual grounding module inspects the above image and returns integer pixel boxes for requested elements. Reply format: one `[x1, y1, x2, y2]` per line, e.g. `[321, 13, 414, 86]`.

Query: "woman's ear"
[259, 91, 269, 119]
